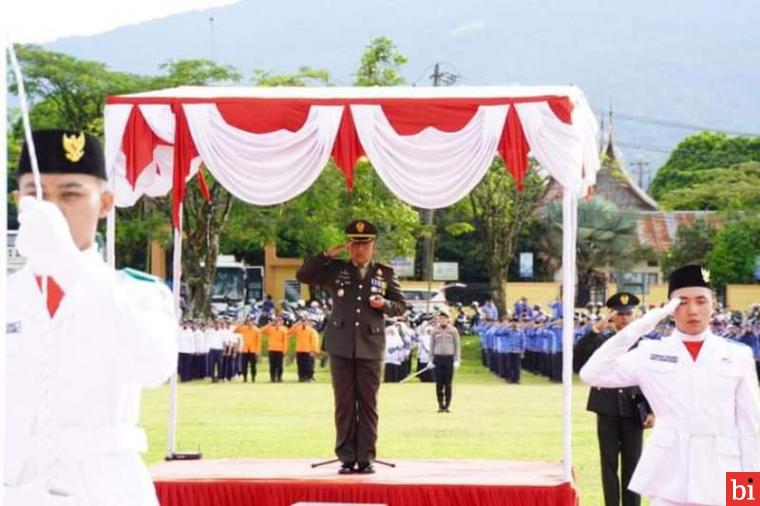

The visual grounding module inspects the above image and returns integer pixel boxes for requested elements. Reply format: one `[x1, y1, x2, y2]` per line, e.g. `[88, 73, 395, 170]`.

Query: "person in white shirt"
[6, 130, 177, 505]
[192, 322, 209, 379]
[383, 319, 404, 382]
[177, 321, 197, 381]
[581, 265, 760, 506]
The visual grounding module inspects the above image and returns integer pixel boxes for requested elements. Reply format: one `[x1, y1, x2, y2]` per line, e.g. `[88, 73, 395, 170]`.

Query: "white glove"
[427, 361, 435, 369]
[16, 197, 86, 288]
[454, 360, 461, 370]
[621, 298, 681, 339]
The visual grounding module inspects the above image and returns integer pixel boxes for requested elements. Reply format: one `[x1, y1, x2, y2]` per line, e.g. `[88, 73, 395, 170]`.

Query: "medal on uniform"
[337, 289, 345, 297]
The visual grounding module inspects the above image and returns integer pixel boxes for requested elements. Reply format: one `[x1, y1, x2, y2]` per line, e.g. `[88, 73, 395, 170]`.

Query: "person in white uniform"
[580, 264, 760, 506]
[6, 130, 178, 505]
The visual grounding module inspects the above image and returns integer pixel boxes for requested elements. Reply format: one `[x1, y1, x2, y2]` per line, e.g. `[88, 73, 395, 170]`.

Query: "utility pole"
[630, 160, 649, 188]
[422, 63, 459, 312]
[209, 16, 215, 62]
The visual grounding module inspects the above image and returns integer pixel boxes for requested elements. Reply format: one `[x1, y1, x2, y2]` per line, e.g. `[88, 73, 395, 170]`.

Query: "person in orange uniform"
[235, 317, 262, 383]
[290, 316, 320, 382]
[262, 315, 289, 382]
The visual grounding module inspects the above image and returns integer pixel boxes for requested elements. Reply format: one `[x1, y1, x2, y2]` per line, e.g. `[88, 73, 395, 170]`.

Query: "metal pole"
[561, 189, 578, 482]
[167, 205, 183, 458]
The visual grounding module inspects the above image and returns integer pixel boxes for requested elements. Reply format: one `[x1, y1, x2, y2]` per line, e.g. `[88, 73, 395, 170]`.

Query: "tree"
[660, 217, 718, 279]
[649, 131, 760, 202]
[537, 198, 639, 306]
[658, 162, 760, 211]
[706, 214, 760, 289]
[9, 44, 151, 134]
[151, 60, 242, 317]
[252, 66, 331, 87]
[454, 159, 548, 316]
[354, 36, 408, 86]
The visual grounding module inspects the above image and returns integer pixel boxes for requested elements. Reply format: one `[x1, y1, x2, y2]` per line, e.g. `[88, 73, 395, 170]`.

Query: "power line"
[597, 108, 760, 137]
[616, 141, 672, 154]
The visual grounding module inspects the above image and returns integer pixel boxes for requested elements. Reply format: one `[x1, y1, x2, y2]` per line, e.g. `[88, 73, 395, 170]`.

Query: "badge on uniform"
[337, 289, 345, 298]
[6, 321, 21, 334]
[650, 353, 678, 363]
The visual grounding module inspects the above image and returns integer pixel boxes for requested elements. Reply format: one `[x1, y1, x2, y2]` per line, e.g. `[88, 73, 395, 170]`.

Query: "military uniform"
[574, 292, 651, 506]
[296, 220, 405, 471]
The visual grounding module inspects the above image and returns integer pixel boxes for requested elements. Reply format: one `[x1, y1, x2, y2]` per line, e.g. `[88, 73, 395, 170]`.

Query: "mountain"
[46, 0, 760, 184]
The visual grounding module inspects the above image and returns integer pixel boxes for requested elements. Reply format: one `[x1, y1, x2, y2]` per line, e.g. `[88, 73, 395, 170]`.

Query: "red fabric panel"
[217, 102, 311, 133]
[498, 106, 530, 190]
[122, 107, 169, 189]
[548, 97, 573, 125]
[381, 103, 479, 135]
[171, 104, 199, 228]
[34, 276, 65, 317]
[107, 96, 572, 109]
[331, 107, 365, 190]
[196, 169, 211, 202]
[155, 480, 577, 506]
[683, 340, 705, 361]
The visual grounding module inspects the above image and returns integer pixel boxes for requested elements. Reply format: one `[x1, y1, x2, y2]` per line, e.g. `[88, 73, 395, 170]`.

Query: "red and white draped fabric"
[103, 86, 600, 481]
[105, 86, 600, 224]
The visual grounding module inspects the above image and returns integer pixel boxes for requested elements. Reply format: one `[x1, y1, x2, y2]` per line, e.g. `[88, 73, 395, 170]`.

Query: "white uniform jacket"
[581, 329, 760, 505]
[5, 250, 178, 505]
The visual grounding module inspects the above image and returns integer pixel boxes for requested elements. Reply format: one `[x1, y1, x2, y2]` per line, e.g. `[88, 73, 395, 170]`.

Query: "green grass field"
[139, 336, 621, 505]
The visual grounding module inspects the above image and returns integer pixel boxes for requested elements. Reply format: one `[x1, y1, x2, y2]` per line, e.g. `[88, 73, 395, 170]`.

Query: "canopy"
[104, 85, 599, 482]
[105, 86, 599, 223]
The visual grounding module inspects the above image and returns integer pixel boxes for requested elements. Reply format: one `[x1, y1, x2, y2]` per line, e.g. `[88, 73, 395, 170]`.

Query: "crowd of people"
[177, 314, 319, 383]
[473, 298, 760, 384]
[177, 297, 760, 388]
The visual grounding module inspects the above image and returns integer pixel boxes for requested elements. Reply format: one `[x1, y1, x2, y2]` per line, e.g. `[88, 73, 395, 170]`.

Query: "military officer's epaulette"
[120, 267, 162, 284]
[375, 262, 394, 269]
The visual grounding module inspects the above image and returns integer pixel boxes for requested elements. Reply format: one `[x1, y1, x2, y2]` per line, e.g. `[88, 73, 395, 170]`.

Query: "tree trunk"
[489, 262, 508, 318]
[180, 176, 234, 319]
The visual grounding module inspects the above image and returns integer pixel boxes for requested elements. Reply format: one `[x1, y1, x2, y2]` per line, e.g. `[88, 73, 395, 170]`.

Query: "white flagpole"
[167, 205, 183, 458]
[561, 189, 578, 482]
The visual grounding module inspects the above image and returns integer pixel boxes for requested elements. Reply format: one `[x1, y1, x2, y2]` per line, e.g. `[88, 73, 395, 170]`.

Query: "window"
[284, 280, 301, 302]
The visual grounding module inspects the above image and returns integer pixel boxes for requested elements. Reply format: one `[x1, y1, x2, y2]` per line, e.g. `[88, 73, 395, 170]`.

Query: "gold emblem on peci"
[620, 294, 629, 305]
[62, 132, 86, 162]
[356, 221, 365, 233]
[701, 268, 711, 283]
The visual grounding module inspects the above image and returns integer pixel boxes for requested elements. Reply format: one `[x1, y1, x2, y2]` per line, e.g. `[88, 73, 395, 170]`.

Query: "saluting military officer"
[574, 292, 653, 506]
[6, 130, 177, 505]
[296, 220, 406, 475]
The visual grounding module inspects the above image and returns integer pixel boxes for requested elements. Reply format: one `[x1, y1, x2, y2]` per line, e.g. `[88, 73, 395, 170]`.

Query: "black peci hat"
[606, 292, 640, 314]
[668, 264, 711, 296]
[345, 220, 378, 243]
[17, 129, 106, 181]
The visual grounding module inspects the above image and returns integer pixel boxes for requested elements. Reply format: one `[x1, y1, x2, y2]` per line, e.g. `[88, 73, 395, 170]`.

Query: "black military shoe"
[357, 462, 375, 474]
[338, 461, 356, 475]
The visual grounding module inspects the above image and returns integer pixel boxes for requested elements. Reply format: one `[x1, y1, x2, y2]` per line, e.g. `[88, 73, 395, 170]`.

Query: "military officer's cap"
[605, 292, 640, 314]
[436, 306, 451, 318]
[668, 264, 711, 296]
[18, 129, 107, 180]
[345, 220, 378, 243]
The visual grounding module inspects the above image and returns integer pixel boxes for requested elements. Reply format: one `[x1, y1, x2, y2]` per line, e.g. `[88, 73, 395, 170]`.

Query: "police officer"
[7, 130, 177, 504]
[430, 306, 461, 412]
[296, 220, 406, 474]
[574, 292, 653, 506]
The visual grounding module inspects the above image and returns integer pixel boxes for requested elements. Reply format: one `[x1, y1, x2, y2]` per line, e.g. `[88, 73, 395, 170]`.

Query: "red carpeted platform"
[151, 459, 577, 506]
